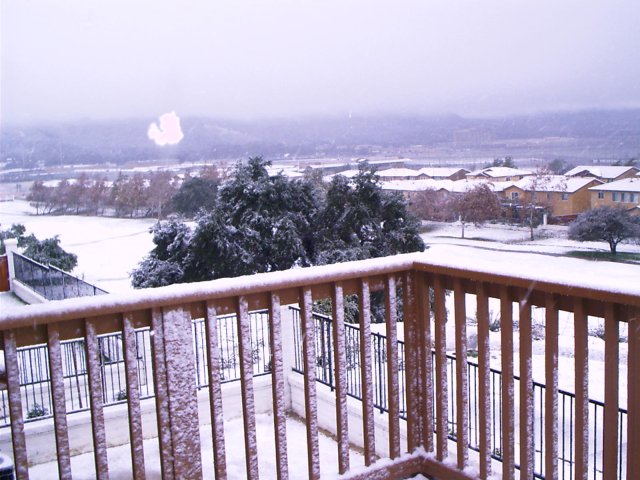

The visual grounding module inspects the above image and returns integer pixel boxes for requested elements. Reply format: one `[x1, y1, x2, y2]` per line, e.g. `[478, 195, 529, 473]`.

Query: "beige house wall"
[504, 180, 598, 217]
[590, 190, 640, 210]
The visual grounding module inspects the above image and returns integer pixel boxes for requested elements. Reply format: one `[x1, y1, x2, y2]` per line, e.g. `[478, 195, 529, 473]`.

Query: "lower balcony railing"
[0, 252, 638, 479]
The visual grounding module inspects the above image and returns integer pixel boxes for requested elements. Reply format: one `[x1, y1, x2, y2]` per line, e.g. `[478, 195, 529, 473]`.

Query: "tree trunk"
[529, 208, 535, 241]
[610, 241, 617, 254]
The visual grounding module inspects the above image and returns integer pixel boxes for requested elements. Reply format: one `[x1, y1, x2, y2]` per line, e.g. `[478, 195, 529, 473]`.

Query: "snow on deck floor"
[30, 413, 364, 479]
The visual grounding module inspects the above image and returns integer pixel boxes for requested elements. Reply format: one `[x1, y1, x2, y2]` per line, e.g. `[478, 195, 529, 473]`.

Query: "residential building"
[565, 165, 639, 183]
[376, 168, 430, 181]
[466, 166, 533, 182]
[417, 167, 469, 181]
[589, 177, 640, 215]
[503, 176, 602, 219]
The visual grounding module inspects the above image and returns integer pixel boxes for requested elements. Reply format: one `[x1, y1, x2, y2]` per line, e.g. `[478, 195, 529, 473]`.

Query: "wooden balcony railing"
[0, 252, 638, 479]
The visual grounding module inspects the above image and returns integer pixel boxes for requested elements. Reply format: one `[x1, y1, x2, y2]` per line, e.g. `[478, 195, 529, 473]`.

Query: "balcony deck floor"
[29, 412, 366, 479]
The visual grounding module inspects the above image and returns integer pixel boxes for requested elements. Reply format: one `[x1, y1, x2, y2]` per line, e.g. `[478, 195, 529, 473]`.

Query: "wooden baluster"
[358, 279, 376, 465]
[518, 292, 533, 479]
[476, 282, 491, 479]
[299, 287, 320, 479]
[628, 307, 640, 480]
[122, 313, 146, 479]
[385, 274, 401, 459]
[404, 272, 421, 452]
[603, 303, 619, 480]
[161, 306, 203, 478]
[574, 298, 589, 480]
[236, 296, 260, 479]
[454, 278, 469, 469]
[332, 282, 350, 474]
[4, 330, 29, 480]
[544, 294, 559, 480]
[47, 323, 72, 479]
[433, 275, 448, 461]
[150, 308, 173, 479]
[417, 273, 434, 454]
[205, 302, 227, 479]
[84, 319, 110, 480]
[500, 286, 515, 479]
[268, 293, 289, 480]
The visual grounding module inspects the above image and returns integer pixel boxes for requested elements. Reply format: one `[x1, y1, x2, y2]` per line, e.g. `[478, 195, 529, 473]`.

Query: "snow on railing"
[0, 252, 638, 479]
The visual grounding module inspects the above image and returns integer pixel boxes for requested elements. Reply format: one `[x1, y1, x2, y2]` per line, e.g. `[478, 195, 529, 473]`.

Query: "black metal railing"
[291, 307, 627, 480]
[12, 252, 108, 300]
[0, 310, 271, 425]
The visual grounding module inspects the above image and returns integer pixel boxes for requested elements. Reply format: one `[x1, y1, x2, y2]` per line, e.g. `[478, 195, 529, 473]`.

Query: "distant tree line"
[131, 157, 424, 288]
[26, 166, 222, 219]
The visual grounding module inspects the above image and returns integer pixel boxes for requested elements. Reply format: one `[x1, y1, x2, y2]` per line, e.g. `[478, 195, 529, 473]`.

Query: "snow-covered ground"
[3, 200, 639, 295]
[0, 200, 155, 293]
[422, 220, 640, 256]
[29, 413, 365, 479]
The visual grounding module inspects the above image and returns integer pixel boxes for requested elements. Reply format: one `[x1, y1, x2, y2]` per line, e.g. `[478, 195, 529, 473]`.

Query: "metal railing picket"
[12, 253, 108, 301]
[290, 306, 628, 480]
[0, 311, 272, 426]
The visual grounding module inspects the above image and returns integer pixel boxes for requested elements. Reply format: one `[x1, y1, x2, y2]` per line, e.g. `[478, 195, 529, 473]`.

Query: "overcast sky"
[2, 0, 639, 124]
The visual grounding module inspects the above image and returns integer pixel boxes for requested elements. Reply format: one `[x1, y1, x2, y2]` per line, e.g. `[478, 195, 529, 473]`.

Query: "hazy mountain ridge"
[2, 110, 639, 170]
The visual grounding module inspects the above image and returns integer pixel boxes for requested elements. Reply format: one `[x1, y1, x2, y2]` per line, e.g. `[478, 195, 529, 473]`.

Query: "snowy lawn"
[0, 200, 155, 293]
[422, 220, 640, 256]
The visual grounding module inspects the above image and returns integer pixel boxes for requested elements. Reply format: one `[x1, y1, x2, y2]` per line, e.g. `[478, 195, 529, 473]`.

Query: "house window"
[630, 192, 638, 203]
[506, 177, 511, 181]
[621, 192, 627, 202]
[561, 193, 569, 201]
[613, 192, 620, 201]
[511, 192, 519, 200]
[597, 191, 604, 199]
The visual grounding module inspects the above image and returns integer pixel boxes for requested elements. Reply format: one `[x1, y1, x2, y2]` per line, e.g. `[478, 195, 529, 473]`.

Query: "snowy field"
[422, 220, 640, 256]
[2, 199, 639, 295]
[0, 200, 155, 293]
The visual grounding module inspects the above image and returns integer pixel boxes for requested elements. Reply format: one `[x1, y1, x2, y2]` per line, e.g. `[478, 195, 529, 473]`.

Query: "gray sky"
[2, 0, 639, 124]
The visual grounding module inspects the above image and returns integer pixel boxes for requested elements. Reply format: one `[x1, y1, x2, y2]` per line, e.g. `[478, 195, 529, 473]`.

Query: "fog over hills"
[2, 110, 639, 172]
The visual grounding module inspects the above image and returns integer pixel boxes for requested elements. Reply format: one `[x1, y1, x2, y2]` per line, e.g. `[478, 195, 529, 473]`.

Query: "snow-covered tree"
[171, 176, 218, 217]
[569, 206, 640, 254]
[449, 184, 502, 238]
[518, 167, 561, 240]
[10, 229, 79, 271]
[131, 157, 425, 288]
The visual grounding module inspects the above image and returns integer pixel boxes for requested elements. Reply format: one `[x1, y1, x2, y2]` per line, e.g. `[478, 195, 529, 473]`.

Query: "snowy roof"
[451, 179, 515, 193]
[379, 178, 511, 193]
[514, 175, 601, 193]
[418, 167, 469, 178]
[380, 179, 454, 192]
[565, 165, 639, 179]
[467, 167, 533, 178]
[589, 177, 640, 192]
[327, 169, 359, 179]
[376, 168, 424, 178]
[265, 166, 304, 178]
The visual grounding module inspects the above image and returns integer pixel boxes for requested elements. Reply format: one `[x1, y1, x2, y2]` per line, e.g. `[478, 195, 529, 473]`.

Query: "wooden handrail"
[0, 252, 637, 479]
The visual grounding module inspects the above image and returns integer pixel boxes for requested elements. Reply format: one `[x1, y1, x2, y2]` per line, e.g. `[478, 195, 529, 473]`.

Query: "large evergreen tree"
[131, 157, 424, 288]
